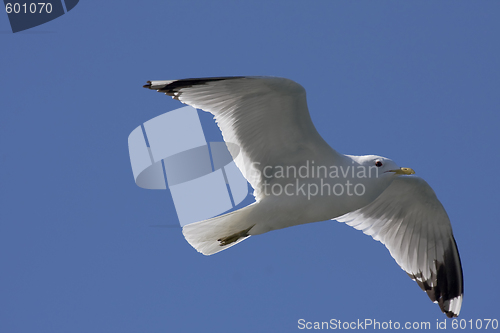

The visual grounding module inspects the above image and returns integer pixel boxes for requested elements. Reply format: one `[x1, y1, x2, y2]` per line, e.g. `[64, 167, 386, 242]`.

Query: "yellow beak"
[388, 167, 415, 175]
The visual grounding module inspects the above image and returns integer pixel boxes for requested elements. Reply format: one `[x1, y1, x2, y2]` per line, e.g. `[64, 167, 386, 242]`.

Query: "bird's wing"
[335, 176, 463, 317]
[144, 76, 335, 201]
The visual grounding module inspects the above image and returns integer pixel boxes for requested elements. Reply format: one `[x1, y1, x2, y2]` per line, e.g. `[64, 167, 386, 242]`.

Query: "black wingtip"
[409, 237, 463, 317]
[161, 77, 242, 90]
[445, 310, 456, 318]
[143, 77, 248, 98]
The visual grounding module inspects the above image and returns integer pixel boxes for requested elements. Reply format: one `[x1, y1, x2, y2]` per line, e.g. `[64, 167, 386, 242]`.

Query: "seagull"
[143, 76, 463, 317]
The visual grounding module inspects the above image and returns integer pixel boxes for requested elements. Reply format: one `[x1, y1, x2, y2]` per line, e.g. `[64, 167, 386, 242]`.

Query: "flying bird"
[143, 76, 463, 317]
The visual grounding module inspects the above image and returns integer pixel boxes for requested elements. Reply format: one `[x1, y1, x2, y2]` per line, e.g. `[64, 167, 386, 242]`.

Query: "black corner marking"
[64, 0, 79, 12]
[6, 1, 80, 33]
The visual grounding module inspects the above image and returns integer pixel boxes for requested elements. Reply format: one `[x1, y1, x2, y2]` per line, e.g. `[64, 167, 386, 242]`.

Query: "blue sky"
[1, 1, 499, 332]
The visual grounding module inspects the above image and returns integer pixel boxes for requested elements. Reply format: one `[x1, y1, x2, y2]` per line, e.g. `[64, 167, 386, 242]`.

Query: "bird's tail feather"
[182, 204, 256, 255]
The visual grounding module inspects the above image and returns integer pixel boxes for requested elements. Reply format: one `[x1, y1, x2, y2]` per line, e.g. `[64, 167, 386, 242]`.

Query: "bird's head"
[349, 155, 415, 178]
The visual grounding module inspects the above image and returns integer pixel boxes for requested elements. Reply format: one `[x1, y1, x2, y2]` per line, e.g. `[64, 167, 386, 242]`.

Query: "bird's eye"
[375, 161, 383, 167]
